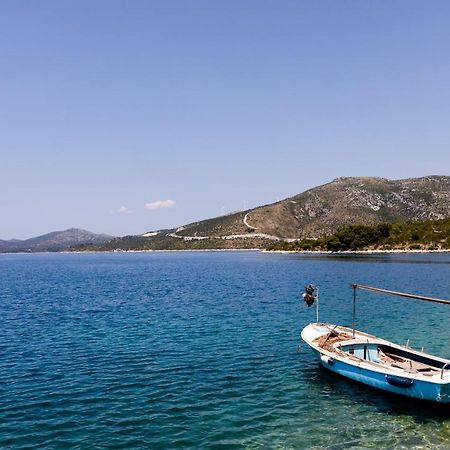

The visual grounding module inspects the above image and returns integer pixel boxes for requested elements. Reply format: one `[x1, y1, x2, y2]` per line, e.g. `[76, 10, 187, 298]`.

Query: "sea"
[1, 251, 450, 449]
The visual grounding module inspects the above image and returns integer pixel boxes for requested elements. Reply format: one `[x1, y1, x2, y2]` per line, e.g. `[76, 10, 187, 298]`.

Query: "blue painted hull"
[318, 354, 450, 403]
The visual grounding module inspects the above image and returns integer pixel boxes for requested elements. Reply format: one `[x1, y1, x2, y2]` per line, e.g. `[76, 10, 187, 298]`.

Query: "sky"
[1, 1, 450, 239]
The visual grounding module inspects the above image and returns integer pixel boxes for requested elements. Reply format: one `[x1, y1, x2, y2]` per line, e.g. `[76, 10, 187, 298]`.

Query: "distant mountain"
[0, 228, 113, 253]
[0, 239, 20, 252]
[74, 175, 450, 251]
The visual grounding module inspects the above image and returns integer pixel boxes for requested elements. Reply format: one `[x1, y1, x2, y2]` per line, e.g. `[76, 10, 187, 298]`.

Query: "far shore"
[262, 248, 450, 255]
[62, 248, 450, 255]
[2, 248, 449, 255]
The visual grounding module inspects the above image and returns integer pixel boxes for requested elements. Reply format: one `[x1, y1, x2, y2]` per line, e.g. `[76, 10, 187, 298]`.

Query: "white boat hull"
[302, 323, 450, 403]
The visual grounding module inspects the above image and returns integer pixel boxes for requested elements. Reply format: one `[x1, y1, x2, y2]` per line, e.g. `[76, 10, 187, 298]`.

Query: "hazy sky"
[2, 1, 450, 239]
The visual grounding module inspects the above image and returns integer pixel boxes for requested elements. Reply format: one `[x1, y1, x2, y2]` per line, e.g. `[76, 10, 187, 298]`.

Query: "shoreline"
[262, 248, 450, 255]
[2, 248, 450, 255]
[47, 248, 450, 255]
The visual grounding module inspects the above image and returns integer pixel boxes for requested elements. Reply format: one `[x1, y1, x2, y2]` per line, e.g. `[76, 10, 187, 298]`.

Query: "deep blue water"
[1, 251, 450, 449]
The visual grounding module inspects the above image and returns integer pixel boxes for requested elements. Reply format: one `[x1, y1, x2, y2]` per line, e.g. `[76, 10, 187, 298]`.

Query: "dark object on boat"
[302, 285, 315, 307]
[385, 374, 414, 388]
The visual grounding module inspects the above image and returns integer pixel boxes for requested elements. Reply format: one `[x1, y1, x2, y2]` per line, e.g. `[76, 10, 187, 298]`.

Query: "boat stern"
[437, 381, 450, 403]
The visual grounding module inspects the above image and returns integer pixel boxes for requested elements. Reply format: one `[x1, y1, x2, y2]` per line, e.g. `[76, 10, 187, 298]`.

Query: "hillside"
[174, 175, 450, 240]
[0, 228, 113, 253]
[74, 175, 450, 251]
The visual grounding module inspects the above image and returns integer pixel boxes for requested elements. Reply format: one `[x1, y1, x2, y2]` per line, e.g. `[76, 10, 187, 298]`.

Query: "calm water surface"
[1, 251, 450, 449]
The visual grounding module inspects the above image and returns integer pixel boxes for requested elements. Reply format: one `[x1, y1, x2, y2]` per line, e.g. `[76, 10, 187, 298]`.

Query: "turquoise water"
[1, 251, 450, 449]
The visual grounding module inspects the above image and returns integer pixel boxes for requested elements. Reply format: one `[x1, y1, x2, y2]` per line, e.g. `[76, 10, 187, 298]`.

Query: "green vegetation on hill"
[267, 218, 450, 252]
[71, 234, 270, 251]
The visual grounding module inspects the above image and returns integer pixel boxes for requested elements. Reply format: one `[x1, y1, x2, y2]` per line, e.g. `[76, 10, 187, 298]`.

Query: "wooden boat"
[301, 285, 450, 403]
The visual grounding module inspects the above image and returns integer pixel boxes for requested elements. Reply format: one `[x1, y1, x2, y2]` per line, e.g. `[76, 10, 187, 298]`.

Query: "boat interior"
[314, 328, 446, 376]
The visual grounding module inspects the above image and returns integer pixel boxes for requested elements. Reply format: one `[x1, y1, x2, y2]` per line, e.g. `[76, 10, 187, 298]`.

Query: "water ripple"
[1, 252, 450, 448]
